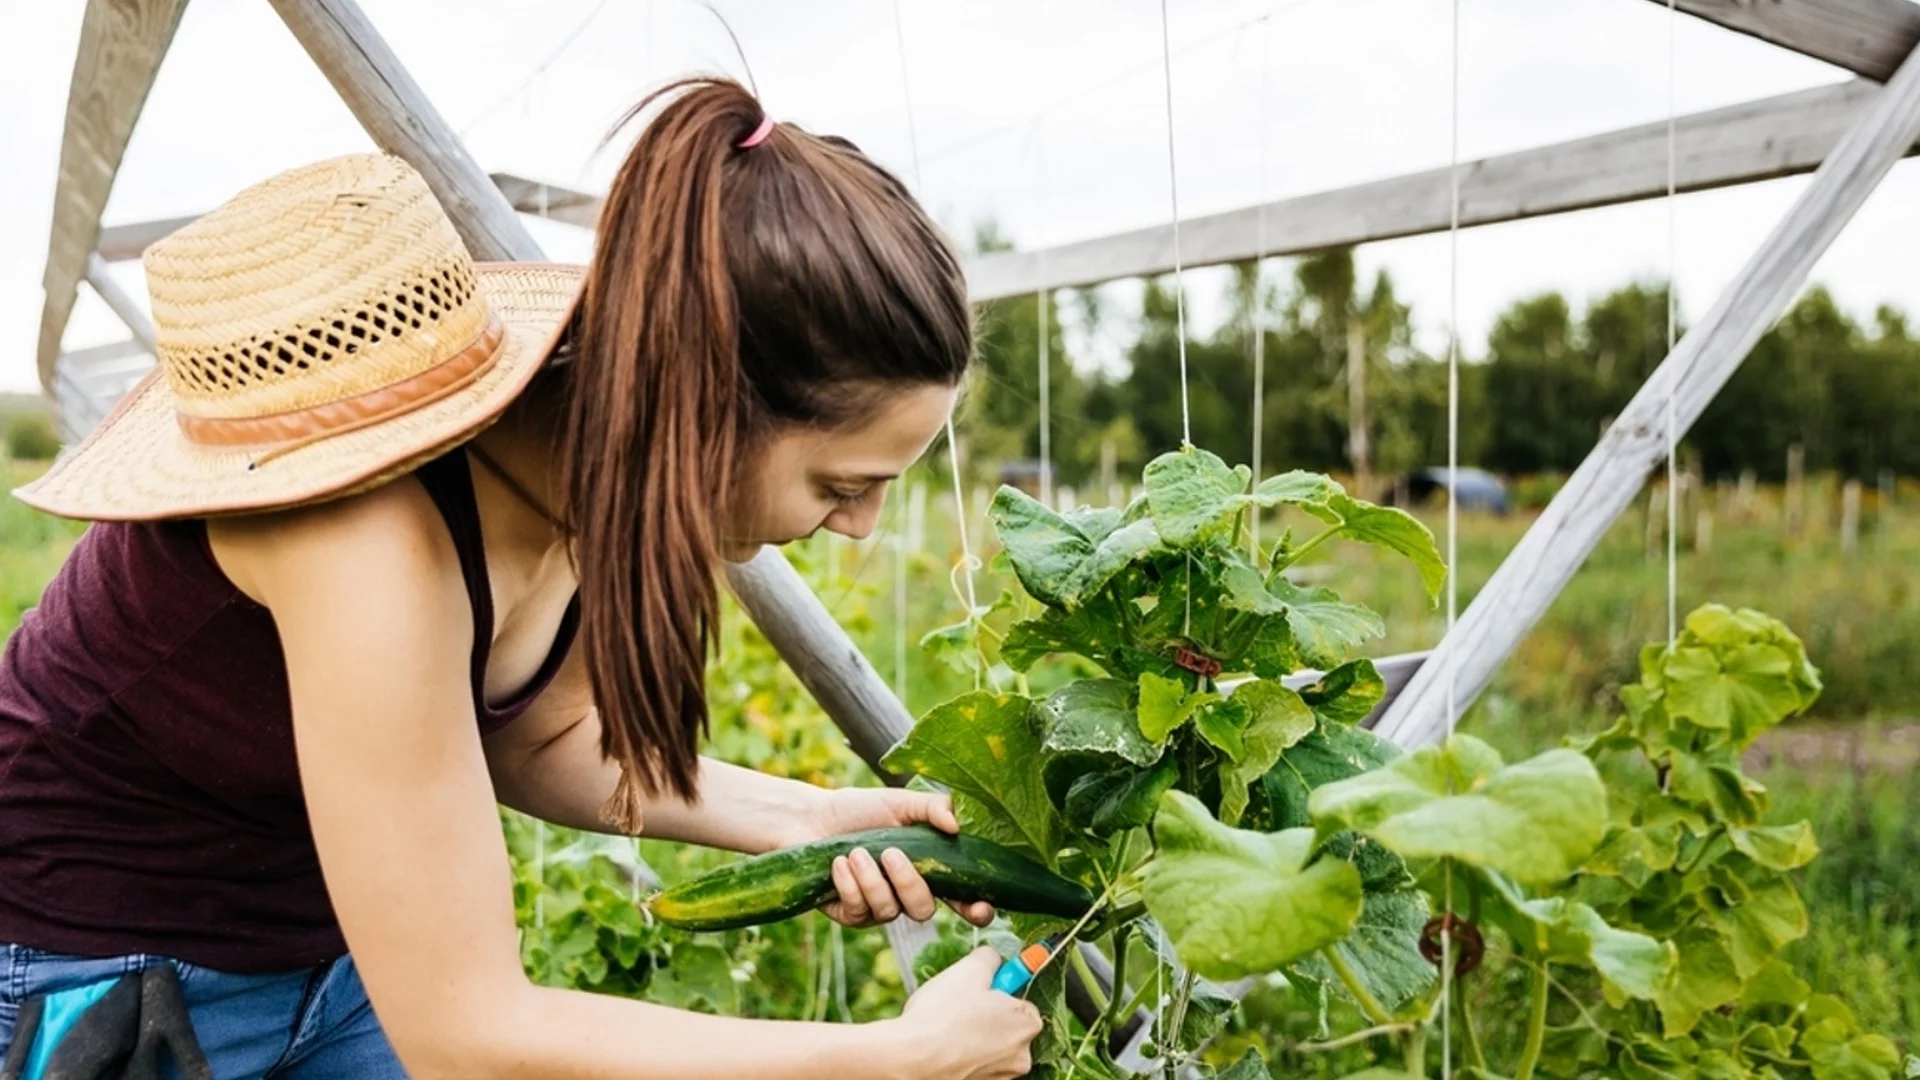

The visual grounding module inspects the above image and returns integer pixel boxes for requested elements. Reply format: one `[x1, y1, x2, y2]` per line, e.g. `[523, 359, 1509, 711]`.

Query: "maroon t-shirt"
[0, 448, 579, 972]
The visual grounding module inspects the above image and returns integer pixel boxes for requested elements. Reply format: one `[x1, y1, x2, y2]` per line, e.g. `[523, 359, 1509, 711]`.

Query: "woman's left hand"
[796, 787, 996, 930]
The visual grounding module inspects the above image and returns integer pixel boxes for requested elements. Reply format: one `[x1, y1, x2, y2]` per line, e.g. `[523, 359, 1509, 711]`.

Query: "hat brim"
[15, 263, 585, 523]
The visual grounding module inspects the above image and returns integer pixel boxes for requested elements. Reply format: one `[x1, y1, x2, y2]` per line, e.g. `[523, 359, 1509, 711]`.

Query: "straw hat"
[16, 153, 585, 522]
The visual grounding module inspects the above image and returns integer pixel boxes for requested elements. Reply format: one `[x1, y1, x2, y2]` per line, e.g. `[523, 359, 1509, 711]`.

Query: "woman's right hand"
[886, 946, 1045, 1079]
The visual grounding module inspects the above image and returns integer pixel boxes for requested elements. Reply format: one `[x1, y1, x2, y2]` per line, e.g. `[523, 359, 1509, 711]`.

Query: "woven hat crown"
[142, 153, 492, 427]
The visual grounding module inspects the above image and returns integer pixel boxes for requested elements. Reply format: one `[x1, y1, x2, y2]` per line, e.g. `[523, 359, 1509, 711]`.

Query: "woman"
[0, 78, 1041, 1079]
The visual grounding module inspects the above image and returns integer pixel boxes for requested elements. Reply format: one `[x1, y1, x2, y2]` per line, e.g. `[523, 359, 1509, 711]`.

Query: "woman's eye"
[826, 487, 873, 508]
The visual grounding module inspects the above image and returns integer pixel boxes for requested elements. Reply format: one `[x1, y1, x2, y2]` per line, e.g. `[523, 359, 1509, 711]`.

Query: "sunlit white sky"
[5, 0, 1919, 394]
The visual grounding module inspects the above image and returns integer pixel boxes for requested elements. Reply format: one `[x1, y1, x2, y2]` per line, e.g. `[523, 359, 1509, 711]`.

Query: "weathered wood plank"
[84, 254, 156, 351]
[489, 172, 604, 230]
[267, 0, 543, 263]
[1374, 21, 1920, 751]
[37, 0, 188, 391]
[96, 214, 198, 262]
[968, 79, 1903, 301]
[1652, 0, 1920, 82]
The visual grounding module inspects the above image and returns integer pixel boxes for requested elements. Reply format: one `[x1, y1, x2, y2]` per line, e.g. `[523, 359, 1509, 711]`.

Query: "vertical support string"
[1250, 15, 1272, 555]
[1159, 0, 1193, 447]
[1441, 1, 1462, 1075]
[1666, 0, 1680, 646]
[893, 0, 981, 633]
[1036, 121, 1054, 507]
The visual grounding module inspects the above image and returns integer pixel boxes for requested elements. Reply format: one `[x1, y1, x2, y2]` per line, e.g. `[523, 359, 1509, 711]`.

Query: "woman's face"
[722, 382, 958, 562]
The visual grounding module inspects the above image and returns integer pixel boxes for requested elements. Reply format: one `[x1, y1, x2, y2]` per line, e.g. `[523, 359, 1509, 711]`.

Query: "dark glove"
[1, 965, 212, 1080]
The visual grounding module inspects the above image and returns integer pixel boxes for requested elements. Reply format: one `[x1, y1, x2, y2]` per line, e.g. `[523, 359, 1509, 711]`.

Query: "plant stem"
[1102, 925, 1134, 1032]
[1274, 523, 1344, 572]
[1069, 943, 1110, 1015]
[1404, 1026, 1427, 1076]
[1454, 970, 1487, 1072]
[1293, 1023, 1417, 1054]
[1161, 970, 1197, 1080]
[1513, 964, 1550, 1080]
[1323, 947, 1394, 1027]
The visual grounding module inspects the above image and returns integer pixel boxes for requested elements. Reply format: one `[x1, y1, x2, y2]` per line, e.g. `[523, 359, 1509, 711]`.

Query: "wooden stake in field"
[1785, 444, 1806, 541]
[1841, 478, 1862, 556]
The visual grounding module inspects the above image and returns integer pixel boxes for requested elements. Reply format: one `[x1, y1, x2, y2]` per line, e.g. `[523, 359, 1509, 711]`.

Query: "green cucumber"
[648, 825, 1094, 932]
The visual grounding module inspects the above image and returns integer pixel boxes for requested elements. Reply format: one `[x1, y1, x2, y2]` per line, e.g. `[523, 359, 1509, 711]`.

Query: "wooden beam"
[1374, 17, 1920, 751]
[96, 214, 198, 262]
[85, 254, 156, 351]
[967, 79, 1904, 301]
[60, 339, 148, 371]
[37, 0, 188, 392]
[489, 173, 604, 230]
[267, 0, 543, 263]
[1653, 0, 1920, 82]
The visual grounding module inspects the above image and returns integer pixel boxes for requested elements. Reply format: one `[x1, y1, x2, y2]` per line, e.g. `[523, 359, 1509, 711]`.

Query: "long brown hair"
[561, 77, 971, 826]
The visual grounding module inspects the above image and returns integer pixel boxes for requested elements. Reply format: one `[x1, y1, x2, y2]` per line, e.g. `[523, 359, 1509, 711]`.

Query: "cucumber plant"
[878, 446, 1911, 1079]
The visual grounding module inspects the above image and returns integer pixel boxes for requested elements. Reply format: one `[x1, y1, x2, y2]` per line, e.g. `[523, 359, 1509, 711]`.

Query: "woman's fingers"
[847, 848, 902, 922]
[926, 792, 961, 834]
[881, 848, 940, 921]
[945, 898, 996, 926]
[829, 855, 872, 925]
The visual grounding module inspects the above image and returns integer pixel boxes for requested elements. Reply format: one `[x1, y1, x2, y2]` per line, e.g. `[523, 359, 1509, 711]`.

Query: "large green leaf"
[1001, 590, 1131, 674]
[1144, 447, 1253, 548]
[1251, 469, 1343, 517]
[1143, 791, 1363, 979]
[882, 692, 1062, 859]
[1217, 680, 1316, 827]
[1645, 605, 1823, 750]
[1269, 577, 1385, 668]
[1653, 927, 1743, 1037]
[1713, 878, 1807, 978]
[1307, 735, 1608, 884]
[1329, 494, 1446, 600]
[1037, 678, 1163, 766]
[990, 485, 1091, 607]
[649, 942, 739, 1013]
[1480, 876, 1672, 1001]
[1729, 821, 1818, 871]
[1295, 888, 1436, 1013]
[990, 486, 1165, 610]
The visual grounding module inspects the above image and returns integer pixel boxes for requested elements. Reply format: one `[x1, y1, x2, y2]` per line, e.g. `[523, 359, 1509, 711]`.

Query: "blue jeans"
[0, 944, 405, 1079]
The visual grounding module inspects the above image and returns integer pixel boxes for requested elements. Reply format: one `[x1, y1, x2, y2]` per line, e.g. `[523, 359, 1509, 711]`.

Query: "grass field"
[2, 460, 1914, 1042]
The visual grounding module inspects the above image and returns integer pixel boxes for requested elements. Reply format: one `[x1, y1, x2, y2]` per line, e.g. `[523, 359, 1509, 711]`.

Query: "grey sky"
[5, 0, 1918, 394]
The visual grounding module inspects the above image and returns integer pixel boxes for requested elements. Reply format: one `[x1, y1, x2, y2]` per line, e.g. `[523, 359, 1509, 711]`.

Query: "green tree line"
[957, 239, 1920, 490]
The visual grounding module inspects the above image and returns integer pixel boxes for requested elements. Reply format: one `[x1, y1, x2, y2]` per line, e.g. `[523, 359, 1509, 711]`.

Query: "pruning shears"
[991, 936, 1062, 995]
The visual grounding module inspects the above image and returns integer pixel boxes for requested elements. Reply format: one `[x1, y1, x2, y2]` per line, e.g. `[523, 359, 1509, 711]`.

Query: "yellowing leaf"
[882, 692, 1062, 861]
[1037, 678, 1163, 766]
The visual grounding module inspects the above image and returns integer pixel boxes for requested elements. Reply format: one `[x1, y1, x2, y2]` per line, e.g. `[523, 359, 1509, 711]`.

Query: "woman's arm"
[215, 484, 963, 1080]
[483, 657, 833, 853]
[483, 645, 997, 927]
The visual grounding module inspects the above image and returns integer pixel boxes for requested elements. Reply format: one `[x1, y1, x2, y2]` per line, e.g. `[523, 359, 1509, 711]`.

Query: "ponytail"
[560, 78, 971, 827]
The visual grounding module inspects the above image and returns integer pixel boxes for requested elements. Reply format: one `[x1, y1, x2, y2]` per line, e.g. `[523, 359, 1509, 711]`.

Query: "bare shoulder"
[206, 474, 465, 626]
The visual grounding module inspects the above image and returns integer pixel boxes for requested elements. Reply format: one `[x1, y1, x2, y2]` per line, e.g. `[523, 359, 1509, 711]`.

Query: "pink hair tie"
[738, 115, 775, 149]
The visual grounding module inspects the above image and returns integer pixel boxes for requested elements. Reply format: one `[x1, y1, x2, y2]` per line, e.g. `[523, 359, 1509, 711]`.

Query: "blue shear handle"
[990, 956, 1036, 995]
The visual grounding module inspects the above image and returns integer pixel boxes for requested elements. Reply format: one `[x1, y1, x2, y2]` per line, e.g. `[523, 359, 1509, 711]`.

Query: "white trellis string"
[1666, 0, 1680, 645]
[1159, 0, 1194, 447]
[892, 0, 981, 634]
[1036, 120, 1054, 507]
[1249, 15, 1272, 555]
[1441, 0, 1462, 1074]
